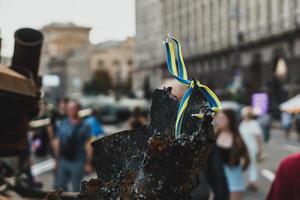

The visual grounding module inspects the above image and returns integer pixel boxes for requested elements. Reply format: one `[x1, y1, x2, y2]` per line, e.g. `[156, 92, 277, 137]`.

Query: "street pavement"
[33, 124, 300, 199]
[244, 126, 300, 200]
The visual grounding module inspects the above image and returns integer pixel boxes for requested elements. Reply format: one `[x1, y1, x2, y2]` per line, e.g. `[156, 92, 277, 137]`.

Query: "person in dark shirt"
[192, 109, 249, 200]
[48, 97, 69, 154]
[213, 109, 250, 200]
[52, 100, 93, 192]
[127, 107, 147, 130]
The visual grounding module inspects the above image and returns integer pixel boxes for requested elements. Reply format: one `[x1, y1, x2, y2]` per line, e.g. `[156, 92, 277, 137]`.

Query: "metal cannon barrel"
[11, 28, 43, 84]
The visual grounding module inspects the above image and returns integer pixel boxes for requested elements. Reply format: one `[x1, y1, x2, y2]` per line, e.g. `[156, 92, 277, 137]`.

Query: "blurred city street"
[31, 123, 300, 200]
[1, 0, 300, 199]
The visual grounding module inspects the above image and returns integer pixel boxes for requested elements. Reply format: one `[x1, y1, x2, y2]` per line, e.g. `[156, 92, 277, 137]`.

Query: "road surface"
[244, 126, 300, 200]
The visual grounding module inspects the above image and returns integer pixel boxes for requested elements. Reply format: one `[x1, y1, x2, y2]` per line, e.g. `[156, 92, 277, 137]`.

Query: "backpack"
[60, 122, 82, 161]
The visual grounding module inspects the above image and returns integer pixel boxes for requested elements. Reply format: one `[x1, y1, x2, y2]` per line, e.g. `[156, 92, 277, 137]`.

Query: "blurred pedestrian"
[266, 153, 300, 200]
[214, 109, 250, 200]
[281, 111, 292, 139]
[205, 144, 230, 200]
[48, 97, 69, 155]
[31, 101, 51, 157]
[52, 97, 69, 127]
[239, 106, 264, 191]
[53, 100, 93, 192]
[295, 113, 300, 142]
[84, 109, 104, 138]
[257, 112, 271, 143]
[18, 136, 43, 188]
[127, 107, 147, 129]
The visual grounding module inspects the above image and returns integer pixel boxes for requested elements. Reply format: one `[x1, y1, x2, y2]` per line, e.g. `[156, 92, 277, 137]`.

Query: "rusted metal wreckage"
[73, 35, 220, 200]
[75, 86, 216, 200]
[48, 36, 219, 200]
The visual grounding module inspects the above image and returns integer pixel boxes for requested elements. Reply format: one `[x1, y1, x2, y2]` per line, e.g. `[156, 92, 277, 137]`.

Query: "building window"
[97, 60, 105, 69]
[113, 60, 120, 67]
[127, 60, 133, 66]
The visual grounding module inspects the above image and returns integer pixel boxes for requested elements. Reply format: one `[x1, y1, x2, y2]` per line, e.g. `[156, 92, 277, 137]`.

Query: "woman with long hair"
[213, 109, 250, 200]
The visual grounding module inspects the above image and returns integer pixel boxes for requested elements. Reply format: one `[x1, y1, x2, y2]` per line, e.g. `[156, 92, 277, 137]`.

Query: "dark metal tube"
[11, 28, 43, 82]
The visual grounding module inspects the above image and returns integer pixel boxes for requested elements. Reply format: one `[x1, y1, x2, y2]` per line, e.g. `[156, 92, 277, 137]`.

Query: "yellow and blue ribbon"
[164, 34, 222, 138]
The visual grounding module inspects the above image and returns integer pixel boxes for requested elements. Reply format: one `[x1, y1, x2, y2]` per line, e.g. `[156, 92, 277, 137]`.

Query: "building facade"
[41, 23, 91, 58]
[65, 37, 134, 96]
[133, 0, 164, 93]
[134, 0, 300, 105]
[40, 22, 134, 98]
[40, 23, 91, 98]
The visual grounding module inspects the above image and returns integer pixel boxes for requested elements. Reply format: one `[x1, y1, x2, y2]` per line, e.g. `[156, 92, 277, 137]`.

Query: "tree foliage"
[83, 70, 112, 95]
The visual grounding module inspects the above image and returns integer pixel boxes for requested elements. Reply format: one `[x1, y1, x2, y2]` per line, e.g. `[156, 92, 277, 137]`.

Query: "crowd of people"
[281, 111, 300, 141]
[195, 106, 300, 200]
[25, 96, 300, 199]
[202, 107, 263, 200]
[30, 98, 98, 192]
[29, 97, 148, 192]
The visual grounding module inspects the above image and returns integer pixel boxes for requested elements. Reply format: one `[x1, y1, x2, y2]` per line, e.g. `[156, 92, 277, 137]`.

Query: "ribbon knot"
[189, 80, 196, 88]
[164, 34, 222, 138]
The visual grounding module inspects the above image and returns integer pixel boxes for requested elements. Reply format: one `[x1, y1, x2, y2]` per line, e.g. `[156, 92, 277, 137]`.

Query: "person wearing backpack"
[53, 100, 93, 192]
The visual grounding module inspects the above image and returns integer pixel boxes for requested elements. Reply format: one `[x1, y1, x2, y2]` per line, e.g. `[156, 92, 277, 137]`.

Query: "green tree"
[83, 69, 112, 95]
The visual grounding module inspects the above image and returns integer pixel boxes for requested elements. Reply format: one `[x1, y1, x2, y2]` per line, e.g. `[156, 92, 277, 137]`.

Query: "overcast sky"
[0, 0, 135, 57]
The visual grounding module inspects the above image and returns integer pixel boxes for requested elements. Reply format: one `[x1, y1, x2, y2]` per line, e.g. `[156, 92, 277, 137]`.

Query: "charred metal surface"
[92, 126, 150, 183]
[77, 87, 215, 199]
[44, 190, 62, 200]
[148, 87, 178, 136]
